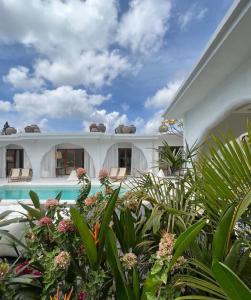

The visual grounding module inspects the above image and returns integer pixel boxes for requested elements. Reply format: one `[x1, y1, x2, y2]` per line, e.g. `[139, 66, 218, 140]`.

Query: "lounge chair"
[8, 168, 21, 182]
[109, 167, 119, 180]
[117, 168, 127, 180]
[20, 168, 32, 181]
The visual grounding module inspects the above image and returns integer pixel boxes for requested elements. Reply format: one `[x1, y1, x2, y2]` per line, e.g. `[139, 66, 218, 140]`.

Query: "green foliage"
[212, 261, 251, 300]
[70, 207, 98, 267]
[1, 124, 251, 299]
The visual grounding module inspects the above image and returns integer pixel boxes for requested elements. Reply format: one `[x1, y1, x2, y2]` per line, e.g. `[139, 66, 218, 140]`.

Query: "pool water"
[0, 185, 102, 201]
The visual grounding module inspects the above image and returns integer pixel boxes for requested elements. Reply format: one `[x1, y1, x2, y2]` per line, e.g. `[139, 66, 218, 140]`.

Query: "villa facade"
[0, 132, 182, 179]
[164, 0, 251, 148]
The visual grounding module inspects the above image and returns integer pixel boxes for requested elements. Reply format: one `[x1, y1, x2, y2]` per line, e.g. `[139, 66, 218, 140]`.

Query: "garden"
[0, 128, 251, 299]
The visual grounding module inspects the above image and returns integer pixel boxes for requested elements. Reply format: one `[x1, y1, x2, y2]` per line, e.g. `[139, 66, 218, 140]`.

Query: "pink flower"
[55, 251, 70, 269]
[57, 219, 75, 233]
[37, 216, 52, 226]
[45, 199, 59, 210]
[98, 169, 108, 180]
[84, 196, 96, 206]
[76, 168, 86, 178]
[78, 291, 88, 300]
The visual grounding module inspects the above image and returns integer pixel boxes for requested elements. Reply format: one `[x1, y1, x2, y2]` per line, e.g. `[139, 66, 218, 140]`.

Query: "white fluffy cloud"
[117, 0, 171, 54]
[145, 80, 182, 109]
[0, 100, 12, 112]
[34, 51, 131, 88]
[13, 86, 110, 119]
[144, 109, 164, 134]
[6, 86, 137, 133]
[0, 0, 118, 58]
[1, 0, 173, 90]
[3, 66, 44, 90]
[178, 4, 208, 30]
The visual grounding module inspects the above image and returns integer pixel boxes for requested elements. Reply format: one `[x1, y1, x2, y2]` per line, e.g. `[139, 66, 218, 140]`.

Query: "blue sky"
[0, 0, 233, 133]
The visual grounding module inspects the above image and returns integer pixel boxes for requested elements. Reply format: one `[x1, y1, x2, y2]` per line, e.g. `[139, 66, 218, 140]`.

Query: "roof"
[0, 132, 176, 142]
[164, 0, 251, 119]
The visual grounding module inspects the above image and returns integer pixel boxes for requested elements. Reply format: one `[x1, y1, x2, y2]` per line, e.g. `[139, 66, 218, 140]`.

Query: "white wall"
[183, 56, 251, 147]
[0, 134, 183, 179]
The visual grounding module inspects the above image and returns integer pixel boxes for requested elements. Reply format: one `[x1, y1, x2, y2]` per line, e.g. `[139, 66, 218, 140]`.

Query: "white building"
[0, 132, 182, 180]
[164, 0, 251, 148]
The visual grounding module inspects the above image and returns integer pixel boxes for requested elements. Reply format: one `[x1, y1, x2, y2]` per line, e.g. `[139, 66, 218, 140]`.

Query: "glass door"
[56, 149, 84, 176]
[118, 148, 132, 174]
[6, 149, 24, 176]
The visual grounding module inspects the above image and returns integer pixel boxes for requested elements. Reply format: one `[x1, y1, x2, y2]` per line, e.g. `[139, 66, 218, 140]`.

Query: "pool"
[0, 185, 102, 201]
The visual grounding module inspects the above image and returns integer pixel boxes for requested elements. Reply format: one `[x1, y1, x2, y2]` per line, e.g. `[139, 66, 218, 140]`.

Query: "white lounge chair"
[117, 168, 127, 180]
[20, 168, 32, 181]
[8, 168, 21, 182]
[109, 167, 119, 180]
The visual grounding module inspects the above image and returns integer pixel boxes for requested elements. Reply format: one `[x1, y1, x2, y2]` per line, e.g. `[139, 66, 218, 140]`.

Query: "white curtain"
[103, 144, 118, 172]
[0, 147, 6, 178]
[23, 150, 32, 169]
[41, 147, 56, 177]
[84, 150, 95, 178]
[131, 145, 148, 176]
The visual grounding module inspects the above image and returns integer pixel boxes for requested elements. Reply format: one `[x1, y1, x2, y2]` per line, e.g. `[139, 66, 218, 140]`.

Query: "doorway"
[6, 149, 24, 176]
[56, 149, 84, 176]
[118, 148, 132, 175]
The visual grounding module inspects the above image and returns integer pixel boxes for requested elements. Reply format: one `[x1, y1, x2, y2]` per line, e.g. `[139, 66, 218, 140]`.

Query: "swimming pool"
[0, 185, 102, 201]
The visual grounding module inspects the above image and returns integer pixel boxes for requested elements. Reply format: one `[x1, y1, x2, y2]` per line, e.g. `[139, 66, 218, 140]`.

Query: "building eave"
[0, 132, 179, 143]
[164, 0, 251, 119]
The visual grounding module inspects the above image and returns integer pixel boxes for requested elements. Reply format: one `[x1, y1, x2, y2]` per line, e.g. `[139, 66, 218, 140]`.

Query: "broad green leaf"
[55, 191, 62, 200]
[212, 204, 235, 263]
[212, 261, 251, 300]
[105, 228, 130, 300]
[224, 240, 241, 270]
[18, 202, 44, 220]
[170, 219, 206, 270]
[232, 189, 251, 230]
[113, 211, 126, 252]
[29, 191, 40, 209]
[70, 207, 97, 267]
[98, 187, 119, 258]
[133, 266, 140, 300]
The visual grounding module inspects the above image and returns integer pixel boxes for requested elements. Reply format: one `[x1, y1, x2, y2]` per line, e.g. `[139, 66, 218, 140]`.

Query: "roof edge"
[163, 0, 251, 118]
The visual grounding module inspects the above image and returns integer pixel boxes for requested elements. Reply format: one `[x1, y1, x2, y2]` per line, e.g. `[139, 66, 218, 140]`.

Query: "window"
[118, 148, 132, 175]
[56, 149, 84, 176]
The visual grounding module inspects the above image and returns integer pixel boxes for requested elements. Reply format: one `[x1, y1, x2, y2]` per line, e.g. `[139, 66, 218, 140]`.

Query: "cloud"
[0, 0, 118, 58]
[0, 100, 12, 112]
[13, 86, 110, 119]
[117, 0, 172, 54]
[6, 86, 139, 133]
[3, 66, 44, 90]
[34, 51, 132, 88]
[178, 4, 208, 30]
[1, 0, 171, 90]
[145, 80, 182, 109]
[144, 109, 164, 134]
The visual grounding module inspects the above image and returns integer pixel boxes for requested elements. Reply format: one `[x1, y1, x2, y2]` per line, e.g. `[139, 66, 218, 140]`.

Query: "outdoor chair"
[8, 168, 21, 182]
[20, 168, 32, 181]
[116, 168, 127, 180]
[109, 167, 119, 180]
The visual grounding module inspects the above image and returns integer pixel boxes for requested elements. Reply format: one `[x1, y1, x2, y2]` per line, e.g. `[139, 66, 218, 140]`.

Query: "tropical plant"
[1, 125, 251, 300]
